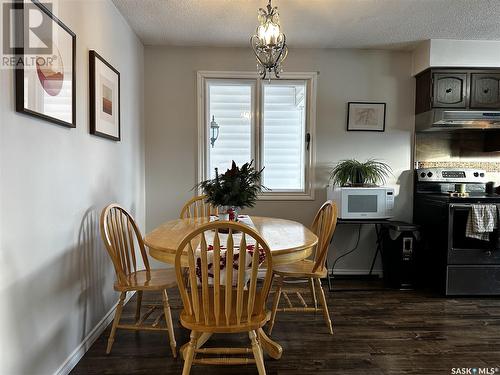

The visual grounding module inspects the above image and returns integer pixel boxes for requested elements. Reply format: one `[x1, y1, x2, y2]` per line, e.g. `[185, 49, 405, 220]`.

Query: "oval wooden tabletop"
[145, 216, 318, 266]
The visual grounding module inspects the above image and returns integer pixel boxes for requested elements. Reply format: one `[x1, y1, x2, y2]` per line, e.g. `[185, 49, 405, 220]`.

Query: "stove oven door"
[446, 203, 500, 295]
[448, 203, 500, 262]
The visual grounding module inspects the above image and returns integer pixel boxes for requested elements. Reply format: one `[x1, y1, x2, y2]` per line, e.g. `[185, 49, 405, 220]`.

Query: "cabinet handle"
[446, 88, 452, 93]
[483, 88, 490, 94]
[486, 250, 492, 256]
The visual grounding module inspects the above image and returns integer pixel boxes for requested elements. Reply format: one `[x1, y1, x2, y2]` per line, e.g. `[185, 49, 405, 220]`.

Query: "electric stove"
[413, 168, 500, 296]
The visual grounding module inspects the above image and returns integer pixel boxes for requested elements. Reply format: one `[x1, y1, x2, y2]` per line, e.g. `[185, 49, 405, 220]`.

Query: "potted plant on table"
[329, 159, 392, 187]
[197, 160, 265, 221]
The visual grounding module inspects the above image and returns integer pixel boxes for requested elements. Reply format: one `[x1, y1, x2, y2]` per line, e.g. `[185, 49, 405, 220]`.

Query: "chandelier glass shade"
[250, 0, 288, 79]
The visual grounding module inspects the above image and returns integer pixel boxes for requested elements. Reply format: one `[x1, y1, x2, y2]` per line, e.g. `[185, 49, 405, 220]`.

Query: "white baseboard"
[329, 268, 383, 276]
[53, 292, 135, 375]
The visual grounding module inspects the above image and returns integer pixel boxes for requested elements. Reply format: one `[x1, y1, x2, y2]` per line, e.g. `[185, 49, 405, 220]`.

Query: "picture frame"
[89, 50, 121, 141]
[15, 0, 76, 128]
[347, 102, 386, 132]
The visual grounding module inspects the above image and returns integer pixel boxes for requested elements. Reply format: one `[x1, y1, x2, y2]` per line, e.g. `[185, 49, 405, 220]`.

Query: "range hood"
[415, 109, 500, 132]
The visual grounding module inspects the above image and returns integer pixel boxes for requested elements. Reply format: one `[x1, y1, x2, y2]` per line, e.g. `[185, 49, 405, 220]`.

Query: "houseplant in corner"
[198, 160, 265, 221]
[329, 159, 392, 187]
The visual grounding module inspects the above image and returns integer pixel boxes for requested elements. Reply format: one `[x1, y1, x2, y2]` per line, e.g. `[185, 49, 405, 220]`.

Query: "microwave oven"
[327, 186, 395, 219]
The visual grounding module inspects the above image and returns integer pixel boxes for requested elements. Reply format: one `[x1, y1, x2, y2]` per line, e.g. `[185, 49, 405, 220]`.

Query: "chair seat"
[114, 269, 178, 291]
[273, 259, 327, 278]
[179, 291, 268, 333]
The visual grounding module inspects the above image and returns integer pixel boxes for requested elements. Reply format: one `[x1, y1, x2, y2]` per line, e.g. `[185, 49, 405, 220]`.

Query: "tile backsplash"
[416, 160, 500, 172]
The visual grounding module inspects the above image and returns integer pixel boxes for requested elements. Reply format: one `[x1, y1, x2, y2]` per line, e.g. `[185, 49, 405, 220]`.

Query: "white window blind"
[262, 81, 306, 191]
[208, 81, 253, 178]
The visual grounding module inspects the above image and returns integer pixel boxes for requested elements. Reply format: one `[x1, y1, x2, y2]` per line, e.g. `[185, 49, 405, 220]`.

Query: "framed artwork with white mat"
[89, 50, 120, 141]
[347, 102, 386, 132]
[15, 0, 76, 128]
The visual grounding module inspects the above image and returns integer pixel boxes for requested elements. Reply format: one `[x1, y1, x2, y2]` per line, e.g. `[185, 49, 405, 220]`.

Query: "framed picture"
[347, 102, 386, 132]
[15, 0, 76, 128]
[89, 50, 120, 141]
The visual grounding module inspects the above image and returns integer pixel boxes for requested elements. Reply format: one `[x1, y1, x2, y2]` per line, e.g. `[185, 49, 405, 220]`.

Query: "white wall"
[411, 40, 431, 77]
[0, 1, 145, 374]
[412, 39, 500, 75]
[144, 47, 415, 275]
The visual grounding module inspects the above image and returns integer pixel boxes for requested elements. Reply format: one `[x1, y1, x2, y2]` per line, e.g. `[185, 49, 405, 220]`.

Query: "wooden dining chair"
[100, 204, 177, 358]
[175, 221, 273, 375]
[180, 195, 218, 219]
[268, 200, 338, 335]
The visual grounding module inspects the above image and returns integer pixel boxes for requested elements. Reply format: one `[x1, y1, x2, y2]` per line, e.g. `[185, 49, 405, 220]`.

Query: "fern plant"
[329, 159, 392, 187]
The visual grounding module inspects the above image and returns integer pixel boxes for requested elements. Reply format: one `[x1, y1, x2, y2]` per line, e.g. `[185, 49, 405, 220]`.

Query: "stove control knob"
[420, 172, 426, 178]
[427, 172, 433, 178]
[474, 172, 479, 177]
[480, 172, 485, 177]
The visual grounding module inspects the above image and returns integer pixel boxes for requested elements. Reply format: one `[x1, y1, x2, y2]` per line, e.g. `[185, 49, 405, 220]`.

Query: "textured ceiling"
[111, 0, 500, 50]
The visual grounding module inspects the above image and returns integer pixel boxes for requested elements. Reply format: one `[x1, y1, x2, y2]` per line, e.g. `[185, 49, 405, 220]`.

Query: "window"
[207, 80, 255, 179]
[262, 80, 307, 192]
[198, 71, 317, 200]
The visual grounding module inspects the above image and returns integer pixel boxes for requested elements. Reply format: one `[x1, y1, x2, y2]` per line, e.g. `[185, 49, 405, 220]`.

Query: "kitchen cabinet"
[470, 73, 500, 109]
[415, 68, 500, 114]
[432, 73, 467, 109]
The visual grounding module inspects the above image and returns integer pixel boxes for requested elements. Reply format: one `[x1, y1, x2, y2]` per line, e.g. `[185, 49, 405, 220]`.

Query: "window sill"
[258, 192, 315, 201]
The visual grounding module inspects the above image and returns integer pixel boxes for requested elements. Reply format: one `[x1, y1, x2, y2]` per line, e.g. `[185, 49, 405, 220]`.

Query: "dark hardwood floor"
[70, 280, 500, 375]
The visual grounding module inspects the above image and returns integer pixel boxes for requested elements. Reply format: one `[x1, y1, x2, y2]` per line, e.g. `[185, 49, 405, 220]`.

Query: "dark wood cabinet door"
[470, 73, 500, 109]
[432, 73, 467, 108]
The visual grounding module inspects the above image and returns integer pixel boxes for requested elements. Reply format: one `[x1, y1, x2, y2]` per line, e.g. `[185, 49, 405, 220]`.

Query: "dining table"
[144, 215, 318, 360]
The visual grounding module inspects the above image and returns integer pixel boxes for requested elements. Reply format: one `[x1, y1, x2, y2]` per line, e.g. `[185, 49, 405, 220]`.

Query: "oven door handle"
[449, 203, 473, 209]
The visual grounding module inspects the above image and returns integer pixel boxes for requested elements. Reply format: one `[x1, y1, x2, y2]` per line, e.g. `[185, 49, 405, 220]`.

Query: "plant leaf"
[329, 159, 392, 187]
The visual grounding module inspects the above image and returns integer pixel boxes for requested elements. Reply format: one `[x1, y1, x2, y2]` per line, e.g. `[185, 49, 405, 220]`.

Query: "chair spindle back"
[311, 201, 338, 273]
[180, 195, 218, 219]
[175, 221, 273, 326]
[100, 204, 150, 285]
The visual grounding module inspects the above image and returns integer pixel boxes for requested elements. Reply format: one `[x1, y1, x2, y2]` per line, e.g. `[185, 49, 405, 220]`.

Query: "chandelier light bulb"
[250, 0, 288, 80]
[257, 22, 280, 46]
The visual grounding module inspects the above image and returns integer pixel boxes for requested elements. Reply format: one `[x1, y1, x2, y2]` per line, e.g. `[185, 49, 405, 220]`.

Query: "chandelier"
[250, 0, 288, 80]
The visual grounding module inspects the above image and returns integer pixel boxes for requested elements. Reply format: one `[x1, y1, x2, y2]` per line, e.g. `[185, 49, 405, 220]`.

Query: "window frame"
[197, 71, 317, 201]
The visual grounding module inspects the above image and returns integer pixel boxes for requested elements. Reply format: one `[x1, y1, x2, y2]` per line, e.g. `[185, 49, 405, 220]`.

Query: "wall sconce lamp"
[210, 115, 219, 148]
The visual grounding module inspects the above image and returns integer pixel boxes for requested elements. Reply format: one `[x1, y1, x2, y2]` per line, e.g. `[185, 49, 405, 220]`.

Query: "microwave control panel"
[386, 190, 395, 212]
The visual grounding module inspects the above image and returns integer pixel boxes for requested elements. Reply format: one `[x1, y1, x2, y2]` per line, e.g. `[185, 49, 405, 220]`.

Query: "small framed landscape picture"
[347, 102, 386, 132]
[89, 50, 120, 141]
